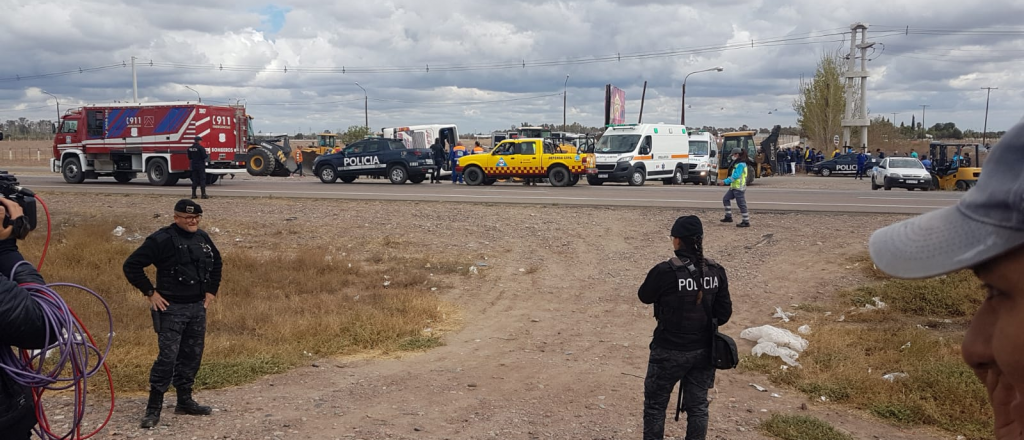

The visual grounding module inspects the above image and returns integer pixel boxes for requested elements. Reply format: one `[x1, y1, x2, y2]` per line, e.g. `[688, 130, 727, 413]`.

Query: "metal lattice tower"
[842, 23, 873, 149]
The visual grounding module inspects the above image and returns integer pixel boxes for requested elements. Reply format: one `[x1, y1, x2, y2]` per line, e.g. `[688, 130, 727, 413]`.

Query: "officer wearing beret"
[187, 136, 209, 199]
[638, 216, 733, 440]
[123, 199, 223, 429]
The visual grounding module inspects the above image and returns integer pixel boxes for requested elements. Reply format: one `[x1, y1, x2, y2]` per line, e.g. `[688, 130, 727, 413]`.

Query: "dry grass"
[16, 216, 463, 393]
[1, 140, 52, 166]
[743, 269, 992, 440]
[760, 414, 853, 440]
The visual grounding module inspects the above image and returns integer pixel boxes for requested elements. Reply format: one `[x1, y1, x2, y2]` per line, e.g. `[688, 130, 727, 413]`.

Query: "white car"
[871, 157, 932, 191]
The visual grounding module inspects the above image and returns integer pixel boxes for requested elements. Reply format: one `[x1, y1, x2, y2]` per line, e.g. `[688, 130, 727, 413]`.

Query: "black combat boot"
[720, 215, 733, 223]
[737, 221, 751, 228]
[175, 389, 212, 415]
[191, 192, 197, 200]
[201, 192, 209, 199]
[140, 390, 163, 428]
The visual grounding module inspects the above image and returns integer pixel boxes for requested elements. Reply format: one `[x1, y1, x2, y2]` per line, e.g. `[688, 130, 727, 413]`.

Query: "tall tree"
[793, 50, 847, 152]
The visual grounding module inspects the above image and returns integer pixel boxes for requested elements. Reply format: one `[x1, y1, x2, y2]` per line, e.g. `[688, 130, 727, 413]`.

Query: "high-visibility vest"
[294, 149, 303, 163]
[473, 146, 484, 154]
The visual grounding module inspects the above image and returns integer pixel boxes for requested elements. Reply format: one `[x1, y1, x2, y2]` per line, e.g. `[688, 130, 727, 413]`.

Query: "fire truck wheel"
[61, 157, 86, 184]
[548, 166, 571, 187]
[113, 173, 133, 184]
[146, 159, 172, 186]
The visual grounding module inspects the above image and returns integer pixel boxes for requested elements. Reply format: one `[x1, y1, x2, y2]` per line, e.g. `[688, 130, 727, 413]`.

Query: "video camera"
[0, 171, 38, 240]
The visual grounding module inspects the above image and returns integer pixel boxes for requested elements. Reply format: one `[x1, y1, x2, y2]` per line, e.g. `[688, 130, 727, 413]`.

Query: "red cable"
[35, 194, 52, 270]
[23, 194, 115, 439]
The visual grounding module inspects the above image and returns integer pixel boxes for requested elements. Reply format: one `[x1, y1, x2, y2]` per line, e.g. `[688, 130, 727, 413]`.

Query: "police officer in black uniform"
[187, 136, 209, 199]
[430, 137, 446, 184]
[123, 199, 223, 429]
[638, 216, 733, 440]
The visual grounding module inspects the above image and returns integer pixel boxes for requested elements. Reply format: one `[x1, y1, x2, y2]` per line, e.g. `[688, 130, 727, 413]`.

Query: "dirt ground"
[17, 190, 967, 440]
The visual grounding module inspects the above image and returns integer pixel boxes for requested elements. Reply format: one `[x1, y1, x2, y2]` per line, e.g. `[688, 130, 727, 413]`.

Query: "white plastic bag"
[751, 341, 802, 367]
[797, 325, 812, 335]
[740, 325, 809, 353]
[772, 307, 794, 322]
[112, 226, 125, 237]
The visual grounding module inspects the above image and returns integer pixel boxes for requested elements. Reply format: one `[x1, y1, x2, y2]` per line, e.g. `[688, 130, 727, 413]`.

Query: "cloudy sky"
[1, 0, 1022, 135]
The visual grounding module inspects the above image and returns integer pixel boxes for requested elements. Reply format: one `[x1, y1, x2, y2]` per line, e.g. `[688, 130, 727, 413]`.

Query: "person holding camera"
[0, 198, 53, 439]
[638, 216, 733, 440]
[123, 199, 222, 429]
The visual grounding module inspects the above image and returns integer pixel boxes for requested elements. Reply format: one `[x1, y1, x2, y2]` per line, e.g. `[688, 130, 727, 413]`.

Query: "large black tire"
[146, 159, 172, 186]
[387, 165, 409, 184]
[62, 157, 86, 184]
[955, 180, 968, 191]
[340, 175, 357, 183]
[672, 167, 684, 185]
[246, 148, 274, 176]
[871, 177, 880, 190]
[113, 172, 133, 184]
[628, 168, 646, 186]
[568, 174, 580, 187]
[821, 168, 832, 177]
[548, 167, 571, 187]
[410, 174, 426, 184]
[206, 174, 220, 185]
[464, 167, 485, 186]
[166, 175, 180, 186]
[317, 166, 338, 183]
[587, 175, 604, 186]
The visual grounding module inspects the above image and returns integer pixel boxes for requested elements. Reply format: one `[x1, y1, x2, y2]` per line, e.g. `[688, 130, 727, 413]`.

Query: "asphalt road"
[11, 172, 963, 215]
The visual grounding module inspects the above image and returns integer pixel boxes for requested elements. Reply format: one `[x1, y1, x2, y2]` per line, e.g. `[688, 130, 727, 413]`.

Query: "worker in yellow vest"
[292, 148, 304, 177]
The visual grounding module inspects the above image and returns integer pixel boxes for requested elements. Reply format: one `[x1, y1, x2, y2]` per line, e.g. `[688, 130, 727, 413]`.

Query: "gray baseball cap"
[869, 120, 1024, 279]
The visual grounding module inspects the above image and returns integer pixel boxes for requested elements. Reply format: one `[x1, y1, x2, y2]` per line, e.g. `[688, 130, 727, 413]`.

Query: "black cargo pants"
[190, 165, 207, 195]
[643, 346, 715, 440]
[150, 301, 207, 394]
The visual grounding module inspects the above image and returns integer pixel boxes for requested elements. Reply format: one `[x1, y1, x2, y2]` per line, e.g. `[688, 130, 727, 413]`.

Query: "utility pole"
[981, 87, 997, 148]
[841, 23, 872, 150]
[354, 82, 368, 129]
[891, 112, 898, 125]
[563, 75, 569, 134]
[131, 56, 139, 103]
[920, 104, 930, 139]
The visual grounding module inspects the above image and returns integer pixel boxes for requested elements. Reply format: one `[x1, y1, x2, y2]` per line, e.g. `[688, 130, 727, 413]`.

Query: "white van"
[590, 123, 690, 186]
[381, 124, 459, 176]
[684, 131, 719, 185]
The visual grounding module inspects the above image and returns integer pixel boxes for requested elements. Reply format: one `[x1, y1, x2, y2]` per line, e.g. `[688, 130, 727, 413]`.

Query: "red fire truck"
[51, 102, 252, 185]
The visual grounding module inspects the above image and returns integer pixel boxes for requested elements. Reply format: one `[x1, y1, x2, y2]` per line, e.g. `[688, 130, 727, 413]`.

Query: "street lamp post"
[563, 75, 569, 134]
[41, 90, 60, 122]
[681, 67, 723, 126]
[355, 82, 368, 130]
[185, 86, 201, 103]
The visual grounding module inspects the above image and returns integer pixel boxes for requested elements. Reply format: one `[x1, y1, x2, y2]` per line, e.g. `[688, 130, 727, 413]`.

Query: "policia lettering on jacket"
[638, 216, 733, 440]
[123, 199, 223, 429]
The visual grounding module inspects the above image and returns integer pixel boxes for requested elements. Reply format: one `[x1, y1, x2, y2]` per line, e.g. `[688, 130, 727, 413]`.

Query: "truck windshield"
[61, 120, 78, 133]
[595, 135, 640, 154]
[689, 141, 709, 156]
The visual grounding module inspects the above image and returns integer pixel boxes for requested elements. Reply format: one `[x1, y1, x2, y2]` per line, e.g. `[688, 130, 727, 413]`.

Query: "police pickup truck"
[809, 153, 880, 177]
[313, 137, 435, 184]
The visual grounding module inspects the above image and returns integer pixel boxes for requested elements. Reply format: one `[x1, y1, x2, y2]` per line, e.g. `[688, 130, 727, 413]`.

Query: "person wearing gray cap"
[869, 121, 1024, 439]
[187, 136, 209, 199]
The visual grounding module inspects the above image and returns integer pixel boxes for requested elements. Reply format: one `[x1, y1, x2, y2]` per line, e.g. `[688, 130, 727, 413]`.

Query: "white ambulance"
[683, 131, 719, 185]
[589, 123, 690, 186]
